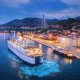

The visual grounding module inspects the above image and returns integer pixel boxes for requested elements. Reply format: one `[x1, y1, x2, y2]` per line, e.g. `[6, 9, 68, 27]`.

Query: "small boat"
[53, 50, 75, 59]
[8, 35, 43, 65]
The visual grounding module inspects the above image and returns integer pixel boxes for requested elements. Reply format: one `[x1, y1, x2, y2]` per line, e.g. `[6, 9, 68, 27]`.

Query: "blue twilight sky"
[0, 0, 80, 24]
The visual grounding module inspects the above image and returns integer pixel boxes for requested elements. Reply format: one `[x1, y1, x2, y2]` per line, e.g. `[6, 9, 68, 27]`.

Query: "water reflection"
[19, 60, 59, 77]
[8, 35, 74, 78]
[64, 58, 72, 64]
[8, 52, 22, 63]
[3, 32, 9, 40]
[46, 47, 53, 60]
[18, 71, 30, 80]
[39, 43, 42, 50]
[1, 33, 80, 80]
[8, 52, 60, 77]
[10, 61, 19, 68]
[53, 54, 59, 61]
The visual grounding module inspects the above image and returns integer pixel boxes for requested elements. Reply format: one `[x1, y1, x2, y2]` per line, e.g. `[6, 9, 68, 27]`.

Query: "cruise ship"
[8, 34, 43, 65]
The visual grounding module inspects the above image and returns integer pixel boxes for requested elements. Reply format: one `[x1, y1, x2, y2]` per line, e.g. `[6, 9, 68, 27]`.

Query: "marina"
[25, 34, 80, 59]
[7, 30, 80, 65]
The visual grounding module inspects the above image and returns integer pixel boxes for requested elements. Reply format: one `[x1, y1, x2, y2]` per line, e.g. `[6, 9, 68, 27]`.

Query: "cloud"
[0, 0, 30, 7]
[44, 0, 56, 2]
[60, 0, 80, 5]
[39, 7, 80, 19]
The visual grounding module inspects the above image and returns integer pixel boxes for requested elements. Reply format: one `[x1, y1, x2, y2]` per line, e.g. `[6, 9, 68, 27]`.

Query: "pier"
[26, 35, 80, 59]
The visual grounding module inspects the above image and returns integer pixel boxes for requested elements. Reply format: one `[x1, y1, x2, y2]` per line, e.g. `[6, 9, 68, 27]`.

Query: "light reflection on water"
[8, 52, 22, 63]
[7, 33, 74, 77]
[46, 47, 53, 60]
[7, 33, 60, 77]
[19, 60, 59, 77]
[1, 33, 80, 80]
[8, 44, 73, 78]
[8, 51, 60, 77]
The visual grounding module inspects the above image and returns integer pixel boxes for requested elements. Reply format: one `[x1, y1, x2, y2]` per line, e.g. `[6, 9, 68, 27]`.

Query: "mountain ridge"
[0, 17, 58, 28]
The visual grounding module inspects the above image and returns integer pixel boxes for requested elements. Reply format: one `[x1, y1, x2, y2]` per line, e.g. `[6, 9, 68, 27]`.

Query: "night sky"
[0, 0, 80, 24]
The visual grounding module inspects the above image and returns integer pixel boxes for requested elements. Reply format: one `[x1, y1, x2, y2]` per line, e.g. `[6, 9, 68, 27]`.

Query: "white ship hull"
[8, 42, 43, 65]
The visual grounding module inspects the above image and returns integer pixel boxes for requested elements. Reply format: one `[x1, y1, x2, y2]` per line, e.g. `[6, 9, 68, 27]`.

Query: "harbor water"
[0, 33, 80, 80]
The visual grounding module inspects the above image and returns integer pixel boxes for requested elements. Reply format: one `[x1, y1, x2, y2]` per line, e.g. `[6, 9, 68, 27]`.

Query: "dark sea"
[0, 33, 80, 80]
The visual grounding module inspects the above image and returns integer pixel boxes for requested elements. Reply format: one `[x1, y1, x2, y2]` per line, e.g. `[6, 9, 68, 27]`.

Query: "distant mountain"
[54, 16, 80, 29]
[0, 17, 58, 28]
[1, 16, 80, 30]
